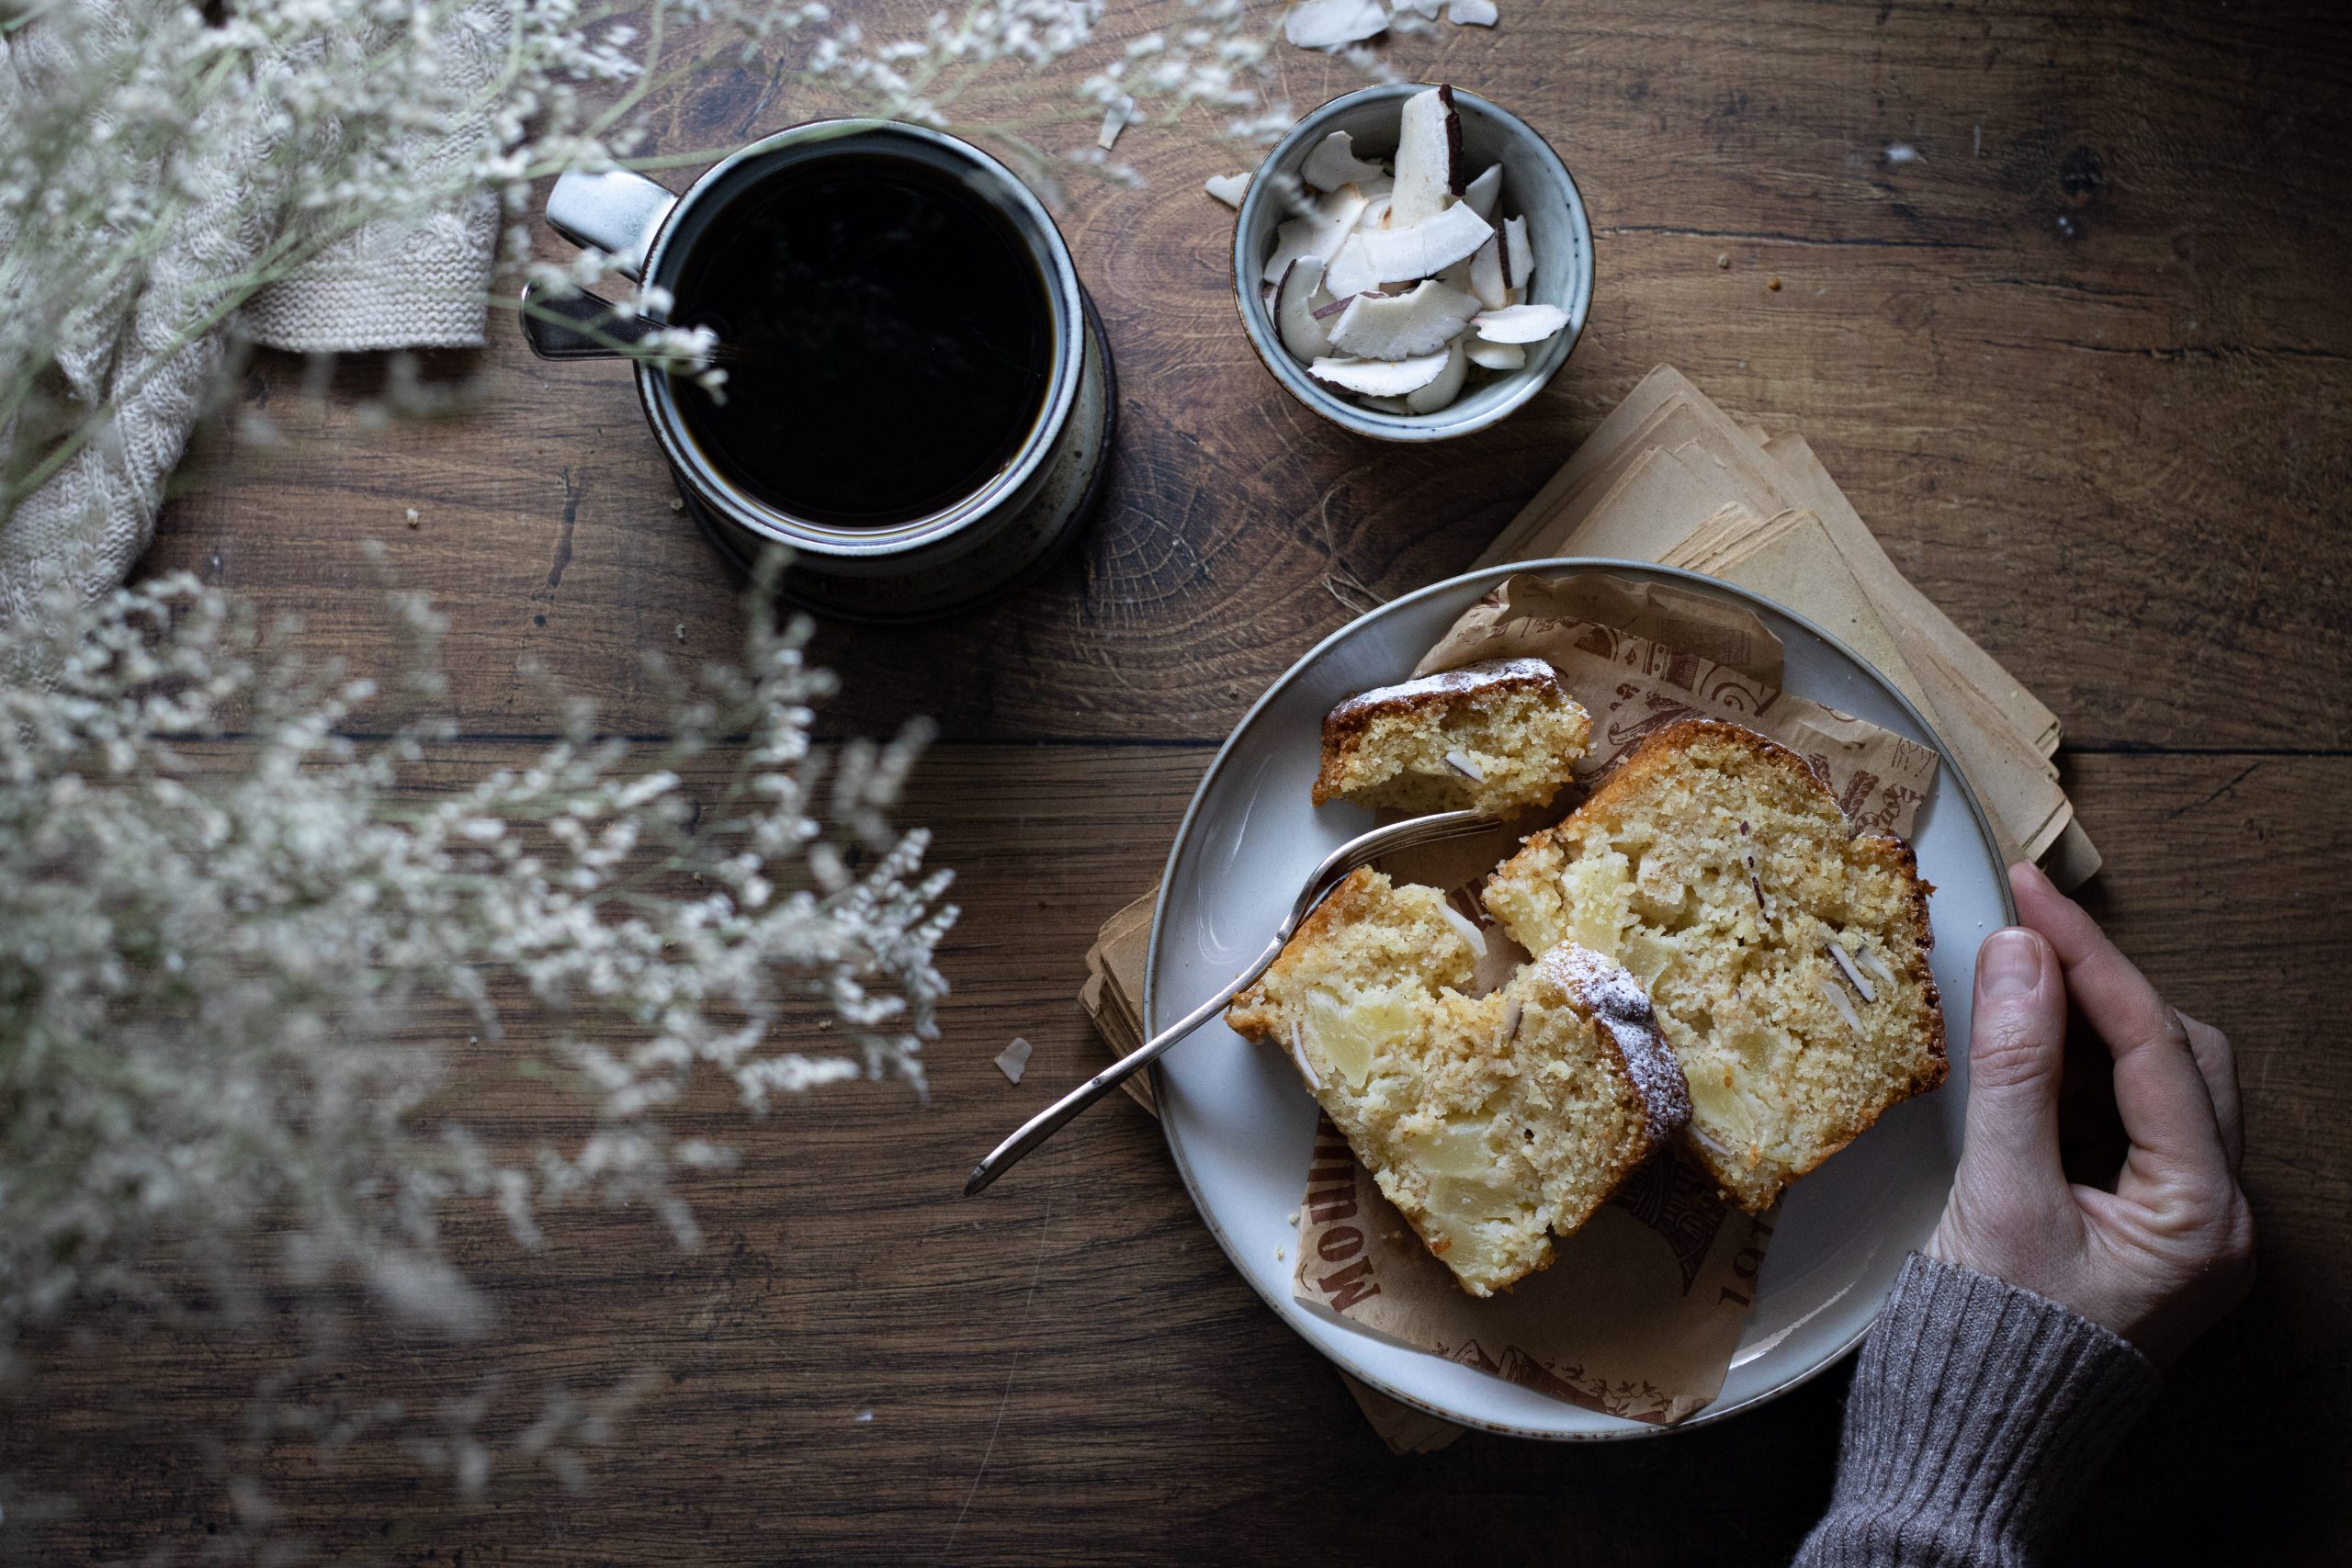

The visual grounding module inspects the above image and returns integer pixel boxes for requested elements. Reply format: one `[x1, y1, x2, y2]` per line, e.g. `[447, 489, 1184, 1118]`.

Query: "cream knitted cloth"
[0, 0, 502, 625]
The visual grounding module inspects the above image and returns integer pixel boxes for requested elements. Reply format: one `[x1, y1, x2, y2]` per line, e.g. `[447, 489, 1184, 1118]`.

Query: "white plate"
[1143, 559, 2013, 1439]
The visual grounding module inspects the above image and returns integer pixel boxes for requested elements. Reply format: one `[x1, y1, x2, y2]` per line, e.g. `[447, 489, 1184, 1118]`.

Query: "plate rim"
[1141, 557, 2017, 1441]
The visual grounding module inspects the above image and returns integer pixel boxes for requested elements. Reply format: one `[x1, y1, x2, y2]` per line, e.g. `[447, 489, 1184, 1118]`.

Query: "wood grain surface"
[10, 0, 2351, 1561]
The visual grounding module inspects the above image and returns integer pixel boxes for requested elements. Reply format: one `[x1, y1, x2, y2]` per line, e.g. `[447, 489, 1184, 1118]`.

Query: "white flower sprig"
[0, 559, 956, 1361]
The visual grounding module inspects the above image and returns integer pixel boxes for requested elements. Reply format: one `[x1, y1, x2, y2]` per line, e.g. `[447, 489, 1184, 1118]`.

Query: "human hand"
[1927, 862, 2254, 1364]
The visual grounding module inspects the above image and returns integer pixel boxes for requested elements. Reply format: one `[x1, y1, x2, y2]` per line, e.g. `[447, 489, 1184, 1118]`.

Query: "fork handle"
[963, 932, 1286, 1196]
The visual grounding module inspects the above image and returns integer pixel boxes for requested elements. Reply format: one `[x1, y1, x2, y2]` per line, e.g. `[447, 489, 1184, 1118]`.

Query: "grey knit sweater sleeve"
[1793, 1252, 2161, 1567]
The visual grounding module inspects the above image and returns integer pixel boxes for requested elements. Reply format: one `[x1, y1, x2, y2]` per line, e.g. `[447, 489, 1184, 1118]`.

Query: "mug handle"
[526, 164, 684, 360]
[545, 166, 679, 279]
[518, 281, 660, 360]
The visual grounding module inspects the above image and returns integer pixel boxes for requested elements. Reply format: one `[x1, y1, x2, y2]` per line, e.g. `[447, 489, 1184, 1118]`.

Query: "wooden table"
[16, 2, 2350, 1561]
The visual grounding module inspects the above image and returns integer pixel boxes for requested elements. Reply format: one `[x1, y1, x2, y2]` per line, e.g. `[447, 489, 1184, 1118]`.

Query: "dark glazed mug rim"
[631, 119, 1086, 567]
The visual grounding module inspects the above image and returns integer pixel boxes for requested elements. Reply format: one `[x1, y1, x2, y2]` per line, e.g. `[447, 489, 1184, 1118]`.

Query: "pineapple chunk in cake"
[1227, 868, 1689, 1296]
[1483, 720, 1945, 1213]
[1314, 657, 1591, 818]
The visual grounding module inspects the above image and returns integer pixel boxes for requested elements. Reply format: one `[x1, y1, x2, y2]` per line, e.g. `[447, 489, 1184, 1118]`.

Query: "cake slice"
[1482, 720, 1945, 1213]
[1314, 657, 1591, 817]
[1227, 867, 1690, 1296]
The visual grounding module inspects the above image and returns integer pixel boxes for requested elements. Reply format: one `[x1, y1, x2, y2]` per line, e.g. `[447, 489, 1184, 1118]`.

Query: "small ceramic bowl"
[1232, 84, 1594, 443]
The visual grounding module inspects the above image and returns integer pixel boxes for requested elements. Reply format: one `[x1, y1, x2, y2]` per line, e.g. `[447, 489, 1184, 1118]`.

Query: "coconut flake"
[1443, 749, 1486, 782]
[1310, 291, 1361, 320]
[1300, 130, 1388, 193]
[993, 1036, 1034, 1083]
[1283, 0, 1387, 49]
[1097, 98, 1133, 151]
[1461, 164, 1503, 220]
[1307, 350, 1452, 396]
[1404, 334, 1469, 412]
[1465, 337, 1525, 370]
[1857, 944, 1898, 988]
[1261, 185, 1371, 284]
[1275, 257, 1338, 360]
[1358, 394, 1415, 414]
[1826, 940, 1878, 1003]
[1446, 0, 1498, 23]
[1287, 1020, 1323, 1089]
[1204, 171, 1251, 208]
[1390, 85, 1464, 228]
[1438, 902, 1488, 957]
[1817, 976, 1862, 1032]
[1324, 202, 1493, 297]
[1498, 998, 1523, 1047]
[1473, 302, 1569, 344]
[1327, 278, 1482, 359]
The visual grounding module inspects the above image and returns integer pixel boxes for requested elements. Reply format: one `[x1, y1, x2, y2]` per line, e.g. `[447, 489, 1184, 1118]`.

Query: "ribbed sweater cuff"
[1795, 1252, 2160, 1567]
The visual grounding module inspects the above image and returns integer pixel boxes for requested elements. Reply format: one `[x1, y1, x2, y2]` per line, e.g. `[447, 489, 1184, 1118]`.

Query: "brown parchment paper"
[1292, 1117, 1777, 1426]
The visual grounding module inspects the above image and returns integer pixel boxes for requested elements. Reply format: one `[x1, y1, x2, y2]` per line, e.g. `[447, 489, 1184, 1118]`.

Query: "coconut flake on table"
[993, 1036, 1034, 1083]
[1472, 301, 1569, 344]
[1097, 96, 1134, 151]
[1308, 349, 1452, 396]
[1283, 0, 1386, 49]
[1445, 0, 1498, 23]
[1204, 171, 1251, 208]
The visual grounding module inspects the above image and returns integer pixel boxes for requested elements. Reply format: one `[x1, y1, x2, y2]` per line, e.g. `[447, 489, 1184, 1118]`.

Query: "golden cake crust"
[1228, 866, 1689, 1295]
[1312, 657, 1592, 817]
[1484, 719, 1944, 1213]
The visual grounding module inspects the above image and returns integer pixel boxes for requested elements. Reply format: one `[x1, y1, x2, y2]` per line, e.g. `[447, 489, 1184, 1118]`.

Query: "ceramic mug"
[526, 119, 1114, 621]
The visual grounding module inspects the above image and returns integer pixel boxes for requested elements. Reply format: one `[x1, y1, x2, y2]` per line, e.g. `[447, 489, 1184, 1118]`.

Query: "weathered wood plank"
[139, 1, 2352, 750]
[6, 744, 2346, 1562]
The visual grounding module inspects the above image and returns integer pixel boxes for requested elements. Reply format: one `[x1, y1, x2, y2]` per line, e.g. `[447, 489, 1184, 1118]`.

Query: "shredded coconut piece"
[1818, 976, 1862, 1032]
[1283, 0, 1387, 49]
[1826, 941, 1877, 1003]
[1438, 902, 1487, 956]
[1857, 944, 1897, 988]
[1496, 998, 1523, 1048]
[1097, 97, 1134, 150]
[1443, 749, 1485, 782]
[1288, 1020, 1323, 1089]
[992, 1036, 1033, 1083]
[1445, 0, 1498, 23]
[1204, 171, 1251, 209]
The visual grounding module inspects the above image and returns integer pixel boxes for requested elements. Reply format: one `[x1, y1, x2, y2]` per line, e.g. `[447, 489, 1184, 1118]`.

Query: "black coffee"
[670, 153, 1053, 528]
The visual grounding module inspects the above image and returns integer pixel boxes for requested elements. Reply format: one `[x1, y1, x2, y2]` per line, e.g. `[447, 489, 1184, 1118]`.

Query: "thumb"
[1959, 926, 2070, 1186]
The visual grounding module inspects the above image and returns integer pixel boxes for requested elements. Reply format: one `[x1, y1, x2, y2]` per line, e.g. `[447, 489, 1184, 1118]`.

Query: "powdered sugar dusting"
[1328, 656, 1562, 721]
[1537, 943, 1692, 1142]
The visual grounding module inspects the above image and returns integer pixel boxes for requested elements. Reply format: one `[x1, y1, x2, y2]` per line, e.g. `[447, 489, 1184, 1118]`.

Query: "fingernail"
[1979, 929, 2043, 998]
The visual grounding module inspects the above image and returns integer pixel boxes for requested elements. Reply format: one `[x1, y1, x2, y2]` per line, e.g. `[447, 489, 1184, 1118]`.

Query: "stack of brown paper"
[1476, 365, 2097, 886]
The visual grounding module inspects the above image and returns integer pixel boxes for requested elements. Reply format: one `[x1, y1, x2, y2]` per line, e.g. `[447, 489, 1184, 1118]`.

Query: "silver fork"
[963, 808, 1499, 1196]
